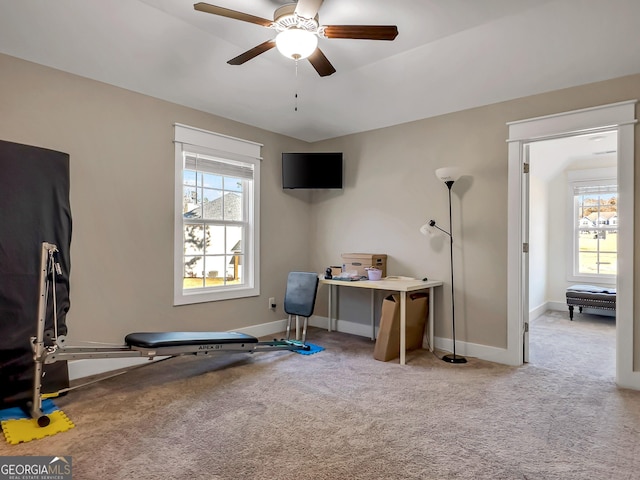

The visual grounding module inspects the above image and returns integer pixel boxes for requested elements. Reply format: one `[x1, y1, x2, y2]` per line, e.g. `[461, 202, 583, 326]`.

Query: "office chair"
[284, 271, 319, 343]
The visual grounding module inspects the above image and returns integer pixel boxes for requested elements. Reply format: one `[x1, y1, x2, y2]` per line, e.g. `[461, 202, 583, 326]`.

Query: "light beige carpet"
[2, 311, 639, 479]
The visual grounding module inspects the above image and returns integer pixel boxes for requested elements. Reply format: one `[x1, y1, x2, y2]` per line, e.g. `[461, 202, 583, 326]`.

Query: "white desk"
[319, 277, 443, 365]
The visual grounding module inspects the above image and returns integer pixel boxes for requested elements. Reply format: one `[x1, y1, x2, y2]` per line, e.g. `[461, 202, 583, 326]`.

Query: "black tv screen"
[282, 152, 343, 189]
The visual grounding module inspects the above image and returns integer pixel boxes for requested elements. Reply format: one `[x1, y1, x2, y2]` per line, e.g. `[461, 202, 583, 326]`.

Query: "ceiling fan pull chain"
[294, 58, 299, 112]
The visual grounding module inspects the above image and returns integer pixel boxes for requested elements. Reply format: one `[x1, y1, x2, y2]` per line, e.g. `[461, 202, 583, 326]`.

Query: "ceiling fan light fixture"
[275, 28, 318, 60]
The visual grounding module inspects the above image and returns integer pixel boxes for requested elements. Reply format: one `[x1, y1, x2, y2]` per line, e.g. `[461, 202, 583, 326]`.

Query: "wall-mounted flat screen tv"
[282, 152, 343, 189]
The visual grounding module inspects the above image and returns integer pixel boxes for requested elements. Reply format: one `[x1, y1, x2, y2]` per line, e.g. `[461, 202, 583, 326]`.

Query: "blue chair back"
[284, 272, 319, 318]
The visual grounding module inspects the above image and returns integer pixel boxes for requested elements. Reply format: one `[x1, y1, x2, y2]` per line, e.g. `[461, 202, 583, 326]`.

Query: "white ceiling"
[530, 130, 618, 181]
[0, 0, 639, 142]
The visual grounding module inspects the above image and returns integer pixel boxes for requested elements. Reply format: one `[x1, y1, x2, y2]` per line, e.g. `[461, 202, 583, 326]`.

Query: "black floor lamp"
[420, 166, 467, 364]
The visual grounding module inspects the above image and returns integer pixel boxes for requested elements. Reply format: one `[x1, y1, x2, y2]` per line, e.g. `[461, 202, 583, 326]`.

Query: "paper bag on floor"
[374, 292, 428, 362]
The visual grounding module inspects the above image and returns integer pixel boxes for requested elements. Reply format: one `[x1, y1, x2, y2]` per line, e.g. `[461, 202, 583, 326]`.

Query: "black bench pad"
[125, 331, 258, 349]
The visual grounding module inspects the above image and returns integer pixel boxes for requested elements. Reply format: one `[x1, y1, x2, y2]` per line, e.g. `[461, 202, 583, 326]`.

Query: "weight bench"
[566, 284, 616, 321]
[28, 243, 317, 427]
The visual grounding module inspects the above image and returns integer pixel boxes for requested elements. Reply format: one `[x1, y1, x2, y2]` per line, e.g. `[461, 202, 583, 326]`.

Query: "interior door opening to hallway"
[506, 100, 637, 389]
[525, 132, 618, 377]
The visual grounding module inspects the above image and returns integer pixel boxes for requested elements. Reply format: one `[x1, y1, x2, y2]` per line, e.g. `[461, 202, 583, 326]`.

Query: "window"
[174, 124, 261, 305]
[567, 168, 617, 283]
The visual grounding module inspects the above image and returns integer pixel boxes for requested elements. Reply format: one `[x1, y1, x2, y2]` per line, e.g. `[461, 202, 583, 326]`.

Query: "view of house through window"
[573, 182, 617, 277]
[182, 159, 248, 289]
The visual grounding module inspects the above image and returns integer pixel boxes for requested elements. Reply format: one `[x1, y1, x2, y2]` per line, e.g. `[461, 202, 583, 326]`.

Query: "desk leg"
[370, 290, 375, 341]
[327, 285, 333, 332]
[400, 291, 407, 365]
[428, 287, 435, 352]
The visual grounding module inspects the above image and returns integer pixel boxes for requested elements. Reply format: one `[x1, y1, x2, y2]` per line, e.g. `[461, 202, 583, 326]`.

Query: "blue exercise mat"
[0, 399, 58, 421]
[295, 343, 325, 355]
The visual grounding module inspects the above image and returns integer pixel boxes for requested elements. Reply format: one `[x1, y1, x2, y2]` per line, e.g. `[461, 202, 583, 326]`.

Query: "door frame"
[521, 143, 530, 363]
[506, 100, 638, 388]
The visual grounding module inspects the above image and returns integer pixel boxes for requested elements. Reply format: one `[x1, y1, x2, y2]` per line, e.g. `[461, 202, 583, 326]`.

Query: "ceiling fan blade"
[227, 40, 276, 65]
[194, 3, 273, 27]
[294, 0, 324, 19]
[322, 25, 399, 41]
[307, 48, 336, 77]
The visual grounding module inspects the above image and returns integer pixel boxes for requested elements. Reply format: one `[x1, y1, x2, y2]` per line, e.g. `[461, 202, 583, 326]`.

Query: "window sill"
[174, 285, 259, 306]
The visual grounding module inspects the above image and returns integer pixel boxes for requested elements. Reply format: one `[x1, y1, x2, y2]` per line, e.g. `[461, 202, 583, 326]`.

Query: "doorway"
[527, 132, 618, 378]
[506, 100, 638, 389]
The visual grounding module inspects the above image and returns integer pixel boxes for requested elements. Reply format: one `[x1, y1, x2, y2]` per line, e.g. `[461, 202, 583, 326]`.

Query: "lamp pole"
[425, 167, 467, 363]
[442, 179, 466, 364]
[442, 176, 467, 363]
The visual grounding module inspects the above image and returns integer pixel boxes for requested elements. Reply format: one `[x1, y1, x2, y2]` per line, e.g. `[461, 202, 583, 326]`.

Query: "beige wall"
[1, 52, 638, 366]
[310, 75, 639, 356]
[0, 53, 310, 343]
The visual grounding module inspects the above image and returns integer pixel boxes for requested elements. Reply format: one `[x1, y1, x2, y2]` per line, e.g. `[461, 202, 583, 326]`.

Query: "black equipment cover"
[0, 140, 71, 407]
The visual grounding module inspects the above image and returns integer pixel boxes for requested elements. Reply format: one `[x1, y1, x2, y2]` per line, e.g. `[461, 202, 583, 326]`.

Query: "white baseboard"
[68, 357, 166, 381]
[529, 302, 548, 320]
[310, 316, 516, 366]
[309, 315, 375, 339]
[232, 318, 289, 338]
[433, 336, 515, 365]
[529, 301, 567, 319]
[546, 301, 567, 312]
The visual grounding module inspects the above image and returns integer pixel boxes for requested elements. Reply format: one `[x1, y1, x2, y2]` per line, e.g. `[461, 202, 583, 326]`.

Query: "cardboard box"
[341, 253, 387, 277]
[373, 292, 429, 362]
[329, 266, 342, 277]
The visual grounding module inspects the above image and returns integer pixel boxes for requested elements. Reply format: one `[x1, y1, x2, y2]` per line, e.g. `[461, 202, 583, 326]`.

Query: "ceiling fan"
[194, 0, 399, 77]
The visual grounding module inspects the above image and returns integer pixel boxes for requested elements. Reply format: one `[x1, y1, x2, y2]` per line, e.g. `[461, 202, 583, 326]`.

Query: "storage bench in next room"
[565, 284, 616, 320]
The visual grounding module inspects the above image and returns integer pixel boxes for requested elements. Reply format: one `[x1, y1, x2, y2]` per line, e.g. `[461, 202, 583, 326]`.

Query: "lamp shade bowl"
[435, 166, 461, 183]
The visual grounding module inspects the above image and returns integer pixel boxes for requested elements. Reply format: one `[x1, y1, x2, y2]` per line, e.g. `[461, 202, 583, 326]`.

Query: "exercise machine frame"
[29, 242, 309, 427]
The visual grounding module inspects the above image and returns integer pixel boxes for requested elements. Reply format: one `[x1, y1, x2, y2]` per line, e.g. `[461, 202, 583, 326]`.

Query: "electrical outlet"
[268, 297, 276, 310]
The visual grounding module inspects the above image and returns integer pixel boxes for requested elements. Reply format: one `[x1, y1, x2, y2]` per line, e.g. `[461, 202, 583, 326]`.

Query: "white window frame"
[174, 124, 262, 305]
[566, 167, 617, 285]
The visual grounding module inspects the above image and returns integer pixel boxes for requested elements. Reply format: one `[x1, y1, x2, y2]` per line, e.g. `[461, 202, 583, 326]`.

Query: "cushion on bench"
[566, 285, 616, 306]
[566, 284, 616, 295]
[124, 331, 258, 349]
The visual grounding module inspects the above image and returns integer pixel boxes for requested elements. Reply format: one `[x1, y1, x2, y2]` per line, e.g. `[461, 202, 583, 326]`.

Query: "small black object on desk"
[325, 267, 333, 280]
